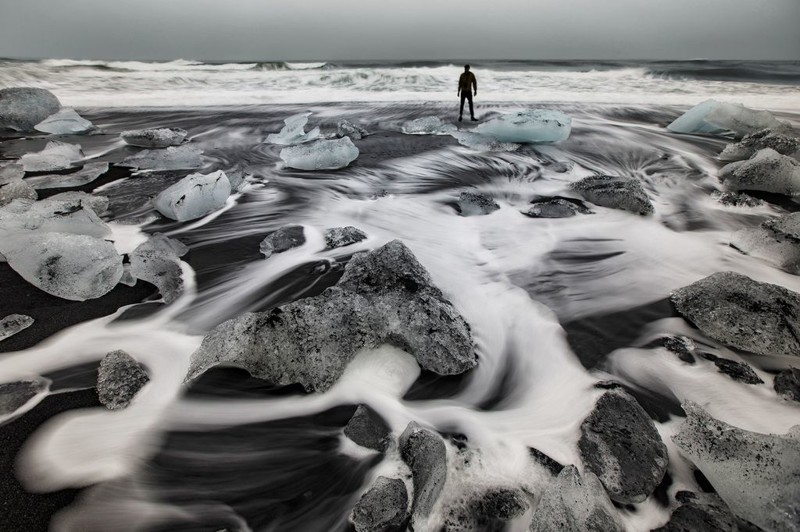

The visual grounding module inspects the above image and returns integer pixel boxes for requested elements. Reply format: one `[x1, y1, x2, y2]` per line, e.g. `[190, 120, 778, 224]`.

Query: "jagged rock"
[128, 234, 188, 304]
[524, 198, 592, 218]
[774, 368, 800, 402]
[457, 191, 499, 216]
[653, 491, 762, 532]
[0, 180, 37, 206]
[34, 108, 94, 135]
[0, 87, 61, 131]
[719, 148, 800, 196]
[720, 128, 800, 162]
[0, 314, 34, 342]
[350, 476, 408, 532]
[20, 141, 83, 172]
[700, 353, 763, 385]
[324, 226, 367, 249]
[712, 191, 763, 207]
[530, 466, 624, 532]
[97, 350, 150, 410]
[671, 272, 800, 358]
[337, 120, 369, 140]
[578, 388, 669, 503]
[188, 240, 476, 391]
[672, 402, 800, 531]
[528, 448, 564, 476]
[399, 422, 447, 524]
[344, 405, 391, 451]
[731, 212, 800, 274]
[0, 380, 47, 417]
[445, 488, 528, 531]
[120, 127, 188, 148]
[644, 336, 696, 363]
[259, 225, 306, 258]
[571, 175, 654, 215]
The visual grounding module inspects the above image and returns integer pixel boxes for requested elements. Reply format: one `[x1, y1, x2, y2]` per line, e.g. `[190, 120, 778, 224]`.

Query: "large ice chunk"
[450, 131, 520, 151]
[34, 109, 94, 135]
[280, 137, 359, 170]
[474, 109, 571, 143]
[129, 234, 188, 303]
[24, 162, 109, 190]
[266, 112, 320, 145]
[719, 148, 800, 196]
[401, 116, 457, 135]
[0, 87, 61, 131]
[119, 145, 204, 171]
[668, 99, 785, 138]
[0, 180, 37, 207]
[0, 195, 110, 237]
[672, 402, 800, 531]
[20, 141, 84, 172]
[0, 163, 24, 186]
[0, 232, 123, 301]
[47, 192, 109, 216]
[121, 127, 187, 148]
[152, 170, 231, 221]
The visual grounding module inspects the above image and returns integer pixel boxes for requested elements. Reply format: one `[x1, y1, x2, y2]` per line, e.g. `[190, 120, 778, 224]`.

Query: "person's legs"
[467, 92, 475, 120]
[459, 92, 467, 121]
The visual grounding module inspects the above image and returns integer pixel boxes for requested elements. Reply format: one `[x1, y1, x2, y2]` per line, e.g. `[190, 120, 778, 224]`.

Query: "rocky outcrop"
[774, 367, 800, 402]
[719, 128, 800, 162]
[571, 175, 654, 215]
[259, 225, 306, 258]
[344, 404, 391, 452]
[654, 491, 762, 532]
[719, 148, 800, 196]
[399, 422, 448, 525]
[337, 120, 369, 140]
[97, 350, 150, 410]
[350, 476, 408, 532]
[700, 353, 763, 385]
[524, 197, 592, 218]
[671, 272, 800, 358]
[457, 191, 500, 216]
[731, 212, 800, 274]
[324, 226, 367, 249]
[578, 387, 668, 504]
[188, 240, 476, 391]
[0, 87, 61, 131]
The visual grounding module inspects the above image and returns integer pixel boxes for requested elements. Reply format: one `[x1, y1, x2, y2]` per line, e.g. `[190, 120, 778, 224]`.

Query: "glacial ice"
[121, 127, 188, 148]
[47, 191, 109, 216]
[266, 112, 320, 145]
[0, 180, 37, 206]
[34, 108, 94, 135]
[450, 131, 520, 151]
[129, 234, 188, 303]
[672, 402, 800, 531]
[119, 145, 204, 171]
[474, 109, 571, 143]
[0, 163, 24, 185]
[0, 314, 35, 342]
[20, 141, 84, 172]
[0, 232, 123, 301]
[223, 164, 250, 192]
[719, 148, 800, 196]
[401, 116, 457, 135]
[667, 99, 785, 138]
[0, 87, 61, 131]
[0, 195, 110, 238]
[280, 137, 359, 170]
[24, 162, 109, 190]
[152, 170, 231, 221]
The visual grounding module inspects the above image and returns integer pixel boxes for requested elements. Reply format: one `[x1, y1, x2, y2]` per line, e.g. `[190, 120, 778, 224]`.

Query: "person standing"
[457, 64, 478, 122]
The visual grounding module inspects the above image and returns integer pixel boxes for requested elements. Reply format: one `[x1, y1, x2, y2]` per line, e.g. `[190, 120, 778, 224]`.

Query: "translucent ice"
[121, 127, 187, 148]
[47, 192, 109, 216]
[119, 145, 204, 171]
[668, 99, 785, 138]
[20, 141, 84, 172]
[0, 314, 34, 342]
[129, 234, 188, 303]
[474, 109, 571, 143]
[0, 232, 123, 301]
[152, 170, 231, 221]
[401, 116, 457, 135]
[34, 108, 94, 135]
[450, 131, 520, 151]
[0, 180, 37, 206]
[0, 163, 24, 186]
[280, 137, 359, 170]
[266, 112, 320, 145]
[24, 162, 109, 190]
[0, 195, 110, 238]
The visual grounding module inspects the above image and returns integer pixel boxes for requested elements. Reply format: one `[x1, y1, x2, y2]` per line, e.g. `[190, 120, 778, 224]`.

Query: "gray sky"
[1, 0, 798, 61]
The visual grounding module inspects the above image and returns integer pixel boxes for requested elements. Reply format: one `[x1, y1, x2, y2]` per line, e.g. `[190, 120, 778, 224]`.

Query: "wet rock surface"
[324, 226, 367, 249]
[443, 488, 528, 531]
[654, 491, 763, 532]
[344, 404, 391, 451]
[712, 191, 763, 207]
[259, 225, 306, 258]
[720, 128, 800, 162]
[774, 367, 800, 402]
[571, 175, 654, 215]
[671, 271, 800, 358]
[700, 353, 763, 384]
[719, 148, 800, 196]
[644, 336, 697, 363]
[524, 197, 592, 218]
[457, 191, 500, 216]
[578, 388, 669, 504]
[731, 211, 800, 274]
[121, 127, 188, 148]
[0, 87, 61, 131]
[350, 476, 408, 532]
[337, 119, 369, 140]
[528, 447, 565, 476]
[0, 380, 46, 418]
[96, 350, 149, 410]
[399, 422, 447, 525]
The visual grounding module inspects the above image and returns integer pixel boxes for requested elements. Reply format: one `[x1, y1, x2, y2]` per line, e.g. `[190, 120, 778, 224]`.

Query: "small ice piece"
[474, 109, 571, 143]
[457, 191, 500, 216]
[34, 108, 94, 135]
[401, 116, 457, 135]
[719, 148, 800, 196]
[120, 127, 188, 148]
[266, 112, 320, 145]
[337, 119, 369, 140]
[731, 212, 800, 273]
[0, 314, 35, 342]
[0, 87, 61, 131]
[224, 164, 250, 192]
[280, 137, 359, 170]
[672, 402, 800, 531]
[20, 141, 84, 172]
[450, 130, 520, 151]
[119, 145, 204, 171]
[152, 170, 231, 221]
[0, 195, 110, 237]
[129, 234, 188, 303]
[260, 225, 306, 258]
[24, 162, 109, 190]
[97, 350, 150, 410]
[0, 180, 37, 206]
[719, 128, 800, 162]
[0, 163, 24, 186]
[0, 232, 123, 301]
[668, 99, 785, 138]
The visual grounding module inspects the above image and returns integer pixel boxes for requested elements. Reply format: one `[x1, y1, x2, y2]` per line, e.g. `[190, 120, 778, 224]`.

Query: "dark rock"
[653, 491, 763, 532]
[128, 234, 188, 304]
[731, 212, 800, 274]
[259, 225, 306, 258]
[719, 148, 800, 196]
[644, 336, 696, 363]
[0, 87, 61, 131]
[120, 127, 188, 148]
[700, 353, 763, 384]
[774, 367, 800, 402]
[324, 226, 368, 250]
[344, 404, 391, 451]
[720, 128, 800, 162]
[443, 488, 528, 531]
[530, 465, 624, 532]
[524, 197, 592, 218]
[571, 175, 654, 215]
[188, 240, 476, 391]
[97, 350, 149, 410]
[712, 191, 763, 207]
[337, 120, 369, 140]
[670, 271, 800, 358]
[579, 388, 669, 504]
[0, 380, 46, 418]
[350, 476, 408, 532]
[457, 191, 500, 216]
[528, 447, 564, 475]
[399, 422, 447, 524]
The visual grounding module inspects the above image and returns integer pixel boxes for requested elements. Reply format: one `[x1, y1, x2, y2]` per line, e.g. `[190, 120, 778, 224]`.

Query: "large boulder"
[774, 368, 800, 402]
[578, 387, 668, 504]
[337, 120, 369, 140]
[719, 148, 800, 196]
[672, 402, 800, 531]
[152, 170, 231, 222]
[399, 422, 447, 525]
[720, 128, 800, 162]
[0, 87, 61, 131]
[97, 350, 150, 410]
[350, 476, 408, 532]
[671, 272, 800, 358]
[654, 491, 762, 532]
[571, 175, 653, 215]
[731, 212, 800, 273]
[188, 240, 476, 391]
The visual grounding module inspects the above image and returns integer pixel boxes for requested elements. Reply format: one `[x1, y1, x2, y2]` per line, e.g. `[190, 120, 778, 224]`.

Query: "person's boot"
[459, 115, 463, 122]
[471, 116, 477, 121]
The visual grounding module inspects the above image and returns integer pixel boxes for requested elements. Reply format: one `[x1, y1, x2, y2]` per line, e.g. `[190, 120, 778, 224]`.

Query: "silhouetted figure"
[458, 64, 478, 122]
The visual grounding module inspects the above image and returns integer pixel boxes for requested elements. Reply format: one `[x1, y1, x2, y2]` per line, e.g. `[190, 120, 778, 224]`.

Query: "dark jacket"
[458, 72, 477, 93]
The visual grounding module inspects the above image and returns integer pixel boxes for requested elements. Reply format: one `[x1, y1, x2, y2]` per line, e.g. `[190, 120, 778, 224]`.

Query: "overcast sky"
[1, 0, 798, 61]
